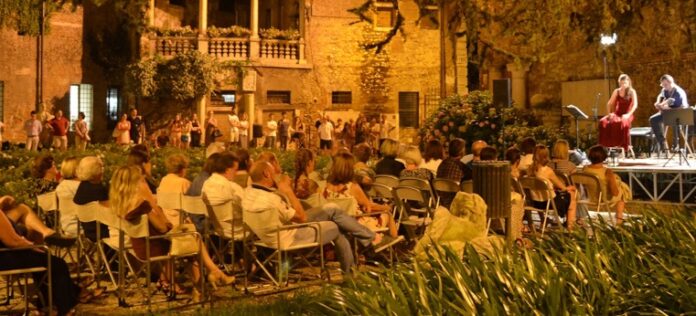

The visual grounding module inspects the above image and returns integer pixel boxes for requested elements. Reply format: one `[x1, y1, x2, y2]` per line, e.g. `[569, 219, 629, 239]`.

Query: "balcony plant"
[259, 27, 301, 40]
[207, 25, 251, 38]
[147, 25, 197, 37]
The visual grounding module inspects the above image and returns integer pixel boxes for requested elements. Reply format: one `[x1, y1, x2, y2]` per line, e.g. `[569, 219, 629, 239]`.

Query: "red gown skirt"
[599, 95, 634, 150]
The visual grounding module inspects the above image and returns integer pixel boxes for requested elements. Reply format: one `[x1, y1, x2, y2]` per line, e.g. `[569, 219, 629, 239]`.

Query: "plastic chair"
[374, 175, 399, 189]
[399, 177, 437, 208]
[201, 195, 245, 275]
[36, 191, 58, 230]
[0, 245, 52, 316]
[392, 186, 433, 240]
[570, 172, 614, 224]
[519, 176, 562, 236]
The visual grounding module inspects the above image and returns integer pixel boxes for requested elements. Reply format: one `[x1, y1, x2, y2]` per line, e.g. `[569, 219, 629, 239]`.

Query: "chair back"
[554, 170, 573, 186]
[375, 174, 399, 188]
[75, 201, 106, 223]
[570, 172, 603, 203]
[119, 214, 150, 239]
[433, 178, 460, 193]
[37, 191, 58, 212]
[461, 180, 473, 193]
[181, 195, 208, 216]
[370, 183, 393, 200]
[156, 192, 183, 211]
[233, 173, 249, 188]
[399, 177, 435, 197]
[202, 194, 243, 239]
[519, 176, 554, 201]
[511, 177, 524, 197]
[242, 207, 282, 246]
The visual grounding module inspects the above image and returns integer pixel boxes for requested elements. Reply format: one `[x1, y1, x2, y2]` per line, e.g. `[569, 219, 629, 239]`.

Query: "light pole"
[591, 33, 617, 141]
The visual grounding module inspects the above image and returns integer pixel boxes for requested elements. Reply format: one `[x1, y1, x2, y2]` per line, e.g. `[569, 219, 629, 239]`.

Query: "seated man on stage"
[650, 74, 689, 152]
[599, 74, 637, 152]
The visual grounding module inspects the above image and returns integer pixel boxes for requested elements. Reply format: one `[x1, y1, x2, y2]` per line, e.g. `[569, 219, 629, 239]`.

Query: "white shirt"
[228, 114, 239, 131]
[420, 159, 442, 175]
[319, 121, 333, 140]
[460, 154, 474, 165]
[55, 179, 80, 236]
[267, 120, 278, 137]
[202, 173, 245, 238]
[239, 120, 249, 136]
[379, 120, 393, 139]
[519, 154, 534, 171]
[242, 185, 297, 249]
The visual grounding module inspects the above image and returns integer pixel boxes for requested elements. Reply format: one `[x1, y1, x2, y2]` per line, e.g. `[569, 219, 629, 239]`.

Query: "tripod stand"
[662, 108, 694, 167]
[564, 105, 589, 148]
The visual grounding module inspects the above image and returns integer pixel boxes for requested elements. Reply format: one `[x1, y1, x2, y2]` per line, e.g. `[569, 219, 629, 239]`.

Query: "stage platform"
[609, 157, 696, 205]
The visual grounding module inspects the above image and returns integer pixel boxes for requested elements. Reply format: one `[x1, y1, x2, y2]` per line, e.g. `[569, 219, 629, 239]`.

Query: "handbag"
[212, 128, 223, 138]
[168, 223, 200, 256]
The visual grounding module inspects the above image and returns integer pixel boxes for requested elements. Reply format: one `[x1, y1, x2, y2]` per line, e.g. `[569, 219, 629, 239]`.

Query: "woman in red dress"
[599, 74, 638, 151]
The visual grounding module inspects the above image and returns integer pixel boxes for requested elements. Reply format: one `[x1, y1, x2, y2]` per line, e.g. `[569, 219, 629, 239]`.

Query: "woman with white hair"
[55, 157, 81, 236]
[399, 146, 434, 181]
[73, 156, 110, 242]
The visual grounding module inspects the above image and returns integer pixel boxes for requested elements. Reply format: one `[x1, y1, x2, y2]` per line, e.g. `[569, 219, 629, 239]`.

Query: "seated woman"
[293, 148, 319, 200]
[528, 145, 578, 230]
[157, 153, 191, 225]
[420, 139, 444, 175]
[598, 74, 637, 152]
[0, 204, 81, 315]
[322, 152, 399, 243]
[375, 139, 404, 177]
[505, 147, 522, 179]
[234, 148, 253, 188]
[110, 166, 234, 297]
[73, 156, 110, 243]
[551, 139, 577, 176]
[353, 143, 376, 192]
[32, 154, 59, 194]
[128, 144, 157, 193]
[55, 157, 81, 236]
[400, 146, 434, 181]
[582, 145, 627, 224]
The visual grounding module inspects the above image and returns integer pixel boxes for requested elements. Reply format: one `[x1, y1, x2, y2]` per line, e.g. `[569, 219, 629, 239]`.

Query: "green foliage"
[146, 25, 197, 37]
[360, 28, 392, 101]
[259, 27, 301, 40]
[419, 91, 561, 150]
[126, 51, 219, 102]
[206, 25, 251, 38]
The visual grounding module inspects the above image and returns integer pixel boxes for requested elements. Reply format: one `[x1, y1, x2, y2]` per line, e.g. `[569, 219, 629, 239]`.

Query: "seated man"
[201, 151, 244, 238]
[436, 138, 472, 208]
[243, 160, 377, 274]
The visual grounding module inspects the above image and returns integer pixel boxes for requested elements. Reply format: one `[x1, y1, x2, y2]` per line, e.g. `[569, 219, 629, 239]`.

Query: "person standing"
[181, 116, 192, 149]
[239, 112, 249, 149]
[205, 110, 219, 146]
[38, 103, 54, 150]
[598, 74, 638, 152]
[190, 113, 202, 147]
[278, 112, 290, 150]
[169, 113, 183, 148]
[115, 114, 131, 146]
[24, 110, 42, 151]
[127, 108, 144, 145]
[48, 110, 69, 151]
[74, 112, 90, 151]
[319, 116, 334, 154]
[265, 113, 278, 149]
[650, 74, 689, 152]
[228, 110, 240, 147]
[379, 114, 395, 148]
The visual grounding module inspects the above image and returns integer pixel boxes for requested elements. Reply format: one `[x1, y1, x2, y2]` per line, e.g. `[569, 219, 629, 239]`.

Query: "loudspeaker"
[493, 79, 512, 107]
[252, 124, 263, 138]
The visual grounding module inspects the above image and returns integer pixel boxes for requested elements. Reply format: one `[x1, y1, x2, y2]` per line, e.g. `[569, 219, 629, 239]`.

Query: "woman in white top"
[55, 157, 81, 236]
[419, 139, 444, 175]
[238, 112, 249, 149]
[156, 154, 191, 225]
[528, 145, 578, 230]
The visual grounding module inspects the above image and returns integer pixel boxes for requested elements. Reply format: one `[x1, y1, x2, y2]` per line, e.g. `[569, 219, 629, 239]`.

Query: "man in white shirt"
[265, 113, 278, 149]
[201, 152, 245, 239]
[319, 116, 334, 154]
[228, 110, 240, 147]
[243, 160, 376, 274]
[379, 114, 395, 148]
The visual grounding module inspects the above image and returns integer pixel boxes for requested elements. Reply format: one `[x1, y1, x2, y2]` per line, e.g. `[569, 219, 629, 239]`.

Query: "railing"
[154, 36, 197, 56]
[259, 39, 300, 61]
[208, 38, 249, 59]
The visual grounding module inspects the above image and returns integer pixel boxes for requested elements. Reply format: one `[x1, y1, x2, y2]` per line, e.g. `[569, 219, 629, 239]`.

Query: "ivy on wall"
[360, 27, 392, 102]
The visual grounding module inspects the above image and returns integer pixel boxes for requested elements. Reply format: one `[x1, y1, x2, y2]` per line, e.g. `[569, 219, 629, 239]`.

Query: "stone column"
[506, 62, 530, 108]
[250, 0, 260, 60]
[198, 97, 207, 144]
[298, 0, 307, 64]
[198, 0, 208, 34]
[148, 0, 155, 26]
[455, 35, 468, 95]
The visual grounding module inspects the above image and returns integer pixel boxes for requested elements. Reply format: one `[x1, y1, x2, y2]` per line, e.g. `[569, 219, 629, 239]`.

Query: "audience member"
[293, 148, 319, 199]
[353, 143, 376, 191]
[583, 145, 628, 224]
[128, 145, 156, 193]
[32, 154, 59, 194]
[518, 137, 536, 171]
[202, 152, 245, 239]
[400, 146, 433, 181]
[73, 156, 110, 243]
[55, 157, 81, 236]
[528, 145, 577, 230]
[505, 147, 522, 179]
[420, 139, 444, 175]
[462, 140, 487, 164]
[551, 139, 577, 175]
[375, 139, 405, 177]
[157, 153, 191, 225]
[479, 146, 498, 161]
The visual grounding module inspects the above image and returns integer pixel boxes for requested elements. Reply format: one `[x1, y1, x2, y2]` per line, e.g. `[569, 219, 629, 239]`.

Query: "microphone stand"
[590, 93, 601, 144]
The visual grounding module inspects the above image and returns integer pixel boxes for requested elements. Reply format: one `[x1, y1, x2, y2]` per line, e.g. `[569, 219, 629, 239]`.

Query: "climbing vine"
[359, 27, 392, 101]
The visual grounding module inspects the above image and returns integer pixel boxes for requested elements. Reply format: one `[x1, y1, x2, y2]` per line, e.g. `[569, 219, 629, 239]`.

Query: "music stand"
[662, 108, 694, 166]
[564, 105, 589, 148]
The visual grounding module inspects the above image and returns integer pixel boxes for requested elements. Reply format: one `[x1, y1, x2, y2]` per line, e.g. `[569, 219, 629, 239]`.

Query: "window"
[169, 0, 185, 6]
[106, 87, 122, 123]
[0, 81, 4, 122]
[398, 92, 419, 128]
[332, 91, 352, 105]
[69, 84, 94, 129]
[266, 90, 291, 104]
[210, 90, 236, 107]
[420, 6, 439, 30]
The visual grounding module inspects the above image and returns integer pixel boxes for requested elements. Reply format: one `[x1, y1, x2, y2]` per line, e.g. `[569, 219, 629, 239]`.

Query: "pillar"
[148, 0, 155, 26]
[506, 62, 530, 108]
[455, 35, 468, 95]
[198, 0, 208, 34]
[250, 0, 260, 60]
[198, 97, 207, 144]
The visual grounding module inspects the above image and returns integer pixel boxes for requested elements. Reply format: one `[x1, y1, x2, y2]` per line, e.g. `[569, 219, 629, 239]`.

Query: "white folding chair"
[375, 175, 399, 189]
[36, 191, 58, 230]
[156, 191, 184, 226]
[392, 185, 433, 240]
[519, 176, 562, 236]
[201, 195, 245, 274]
[570, 172, 614, 224]
[74, 201, 119, 288]
[0, 245, 52, 316]
[399, 177, 438, 208]
[242, 208, 326, 290]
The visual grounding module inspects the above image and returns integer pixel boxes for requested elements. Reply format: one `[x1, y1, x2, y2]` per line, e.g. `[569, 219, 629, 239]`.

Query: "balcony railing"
[154, 36, 198, 56]
[209, 38, 249, 59]
[259, 39, 299, 61]
[146, 34, 305, 65]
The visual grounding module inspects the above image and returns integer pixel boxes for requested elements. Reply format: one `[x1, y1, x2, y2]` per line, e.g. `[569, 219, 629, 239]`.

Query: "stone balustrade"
[259, 39, 300, 61]
[208, 38, 250, 60]
[154, 36, 198, 56]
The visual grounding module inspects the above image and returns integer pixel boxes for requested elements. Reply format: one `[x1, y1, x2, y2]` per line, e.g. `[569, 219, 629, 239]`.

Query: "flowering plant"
[419, 91, 562, 151]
